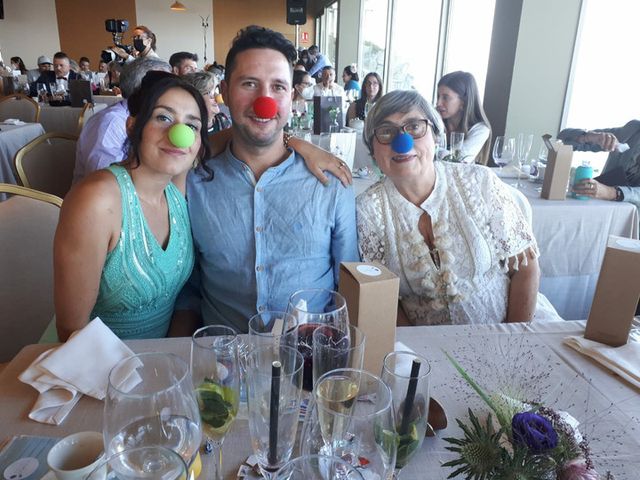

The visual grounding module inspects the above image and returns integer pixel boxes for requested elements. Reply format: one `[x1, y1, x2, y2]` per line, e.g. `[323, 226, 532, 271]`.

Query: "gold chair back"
[0, 183, 62, 362]
[0, 94, 41, 123]
[14, 132, 78, 199]
[76, 102, 94, 134]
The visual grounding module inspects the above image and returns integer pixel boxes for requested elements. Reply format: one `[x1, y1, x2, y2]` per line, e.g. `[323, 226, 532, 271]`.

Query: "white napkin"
[2, 118, 26, 125]
[19, 318, 142, 425]
[563, 335, 640, 389]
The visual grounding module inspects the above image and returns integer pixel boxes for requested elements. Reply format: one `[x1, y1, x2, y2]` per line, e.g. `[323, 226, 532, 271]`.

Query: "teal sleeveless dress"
[90, 165, 195, 339]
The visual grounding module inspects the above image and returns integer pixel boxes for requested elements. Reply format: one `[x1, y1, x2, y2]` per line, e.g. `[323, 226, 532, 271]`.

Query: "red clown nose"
[253, 96, 278, 119]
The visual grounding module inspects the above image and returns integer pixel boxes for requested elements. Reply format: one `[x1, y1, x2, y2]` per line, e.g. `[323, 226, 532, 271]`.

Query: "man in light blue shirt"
[73, 57, 171, 183]
[174, 26, 358, 333]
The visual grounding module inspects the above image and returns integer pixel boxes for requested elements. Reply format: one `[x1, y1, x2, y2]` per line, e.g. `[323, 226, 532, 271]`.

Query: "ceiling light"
[170, 1, 187, 11]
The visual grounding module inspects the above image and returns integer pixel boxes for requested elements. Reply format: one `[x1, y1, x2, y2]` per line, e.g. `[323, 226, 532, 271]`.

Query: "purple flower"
[511, 411, 558, 453]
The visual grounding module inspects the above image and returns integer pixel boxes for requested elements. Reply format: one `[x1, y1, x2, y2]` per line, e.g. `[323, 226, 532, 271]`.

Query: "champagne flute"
[103, 353, 202, 479]
[287, 289, 349, 392]
[492, 136, 515, 172]
[449, 132, 465, 162]
[86, 446, 188, 480]
[190, 325, 240, 480]
[381, 351, 432, 478]
[274, 454, 365, 480]
[246, 345, 304, 478]
[301, 369, 397, 479]
[514, 133, 534, 188]
[312, 324, 365, 388]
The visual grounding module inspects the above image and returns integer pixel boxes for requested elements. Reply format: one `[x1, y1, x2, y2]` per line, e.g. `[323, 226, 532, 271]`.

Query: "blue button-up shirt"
[178, 145, 359, 332]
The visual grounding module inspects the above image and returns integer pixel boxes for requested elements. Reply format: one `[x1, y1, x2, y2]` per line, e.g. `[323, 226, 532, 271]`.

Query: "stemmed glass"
[514, 133, 534, 188]
[492, 136, 515, 173]
[103, 353, 202, 479]
[248, 311, 299, 350]
[312, 324, 366, 388]
[274, 455, 365, 480]
[37, 83, 48, 105]
[301, 369, 397, 479]
[86, 446, 188, 480]
[450, 132, 465, 162]
[381, 351, 432, 478]
[246, 345, 304, 478]
[287, 289, 350, 392]
[190, 325, 240, 480]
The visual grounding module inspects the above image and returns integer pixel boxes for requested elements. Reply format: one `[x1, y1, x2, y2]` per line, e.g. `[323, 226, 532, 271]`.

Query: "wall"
[55, 0, 136, 66]
[212, 0, 314, 64]
[0, 0, 60, 69]
[135, 0, 214, 65]
[336, 0, 361, 74]
[504, 0, 581, 142]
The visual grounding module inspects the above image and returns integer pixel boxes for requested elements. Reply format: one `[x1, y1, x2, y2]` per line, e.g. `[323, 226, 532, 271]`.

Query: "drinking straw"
[399, 359, 421, 435]
[268, 360, 281, 466]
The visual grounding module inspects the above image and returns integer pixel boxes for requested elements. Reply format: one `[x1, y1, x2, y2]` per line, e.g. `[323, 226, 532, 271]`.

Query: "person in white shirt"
[313, 65, 345, 97]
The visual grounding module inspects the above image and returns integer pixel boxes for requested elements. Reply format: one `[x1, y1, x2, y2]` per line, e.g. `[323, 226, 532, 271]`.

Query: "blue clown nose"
[391, 132, 414, 154]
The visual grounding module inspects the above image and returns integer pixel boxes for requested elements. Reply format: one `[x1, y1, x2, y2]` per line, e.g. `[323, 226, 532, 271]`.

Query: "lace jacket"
[357, 162, 558, 325]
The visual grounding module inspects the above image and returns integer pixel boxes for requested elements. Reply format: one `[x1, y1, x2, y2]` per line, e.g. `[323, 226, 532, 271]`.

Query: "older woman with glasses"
[357, 90, 560, 326]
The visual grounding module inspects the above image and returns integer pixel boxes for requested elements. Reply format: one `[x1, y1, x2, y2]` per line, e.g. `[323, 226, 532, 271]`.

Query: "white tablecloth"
[0, 321, 637, 479]
[353, 172, 639, 320]
[39, 103, 107, 134]
[92, 95, 123, 107]
[0, 122, 46, 200]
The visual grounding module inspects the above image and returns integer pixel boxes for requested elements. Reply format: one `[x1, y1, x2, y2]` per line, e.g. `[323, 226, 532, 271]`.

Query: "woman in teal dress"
[54, 72, 211, 340]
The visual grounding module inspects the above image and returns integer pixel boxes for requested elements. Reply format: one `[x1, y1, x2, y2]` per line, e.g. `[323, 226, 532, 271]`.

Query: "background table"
[0, 122, 46, 200]
[92, 95, 123, 107]
[354, 173, 639, 320]
[1, 321, 637, 479]
[39, 103, 107, 135]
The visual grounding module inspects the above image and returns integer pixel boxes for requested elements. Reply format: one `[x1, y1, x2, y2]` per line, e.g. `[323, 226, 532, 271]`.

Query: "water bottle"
[572, 159, 593, 200]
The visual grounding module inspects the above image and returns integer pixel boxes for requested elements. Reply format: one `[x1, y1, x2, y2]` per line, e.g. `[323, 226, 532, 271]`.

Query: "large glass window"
[321, 2, 339, 68]
[361, 0, 389, 80]
[387, 0, 442, 98]
[564, 0, 640, 171]
[444, 0, 496, 96]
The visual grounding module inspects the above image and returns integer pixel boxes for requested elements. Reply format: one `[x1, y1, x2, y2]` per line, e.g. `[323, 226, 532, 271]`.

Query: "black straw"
[268, 360, 281, 466]
[399, 359, 421, 435]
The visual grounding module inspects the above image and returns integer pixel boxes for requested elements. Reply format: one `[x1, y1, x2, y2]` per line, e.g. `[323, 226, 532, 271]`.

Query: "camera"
[101, 19, 132, 63]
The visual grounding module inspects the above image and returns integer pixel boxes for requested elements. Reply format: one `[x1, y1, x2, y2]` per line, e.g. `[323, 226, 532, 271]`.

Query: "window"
[564, 0, 640, 171]
[361, 0, 389, 80]
[320, 2, 339, 68]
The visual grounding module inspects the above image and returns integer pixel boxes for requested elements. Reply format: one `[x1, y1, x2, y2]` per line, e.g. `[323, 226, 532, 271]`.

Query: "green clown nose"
[168, 123, 196, 148]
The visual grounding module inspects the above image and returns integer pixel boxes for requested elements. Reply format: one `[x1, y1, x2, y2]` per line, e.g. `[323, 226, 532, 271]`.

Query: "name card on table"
[541, 135, 573, 200]
[585, 236, 640, 346]
[339, 262, 399, 374]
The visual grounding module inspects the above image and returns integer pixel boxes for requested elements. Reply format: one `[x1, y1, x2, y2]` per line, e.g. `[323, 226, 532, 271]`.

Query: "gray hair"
[182, 71, 217, 96]
[119, 57, 171, 99]
[363, 89, 444, 157]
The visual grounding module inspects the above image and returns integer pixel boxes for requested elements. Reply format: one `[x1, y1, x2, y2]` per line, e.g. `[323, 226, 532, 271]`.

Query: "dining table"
[0, 121, 46, 200]
[1, 320, 638, 479]
[353, 168, 639, 320]
[38, 103, 108, 135]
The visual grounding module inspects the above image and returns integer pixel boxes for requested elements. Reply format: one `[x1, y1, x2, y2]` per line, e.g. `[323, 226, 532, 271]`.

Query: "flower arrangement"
[442, 352, 617, 480]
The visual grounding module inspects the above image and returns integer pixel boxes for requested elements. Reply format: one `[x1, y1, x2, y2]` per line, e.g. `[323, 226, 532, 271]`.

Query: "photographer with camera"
[111, 25, 159, 62]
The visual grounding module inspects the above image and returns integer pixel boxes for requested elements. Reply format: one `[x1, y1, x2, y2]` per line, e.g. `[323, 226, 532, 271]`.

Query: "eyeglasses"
[373, 119, 431, 145]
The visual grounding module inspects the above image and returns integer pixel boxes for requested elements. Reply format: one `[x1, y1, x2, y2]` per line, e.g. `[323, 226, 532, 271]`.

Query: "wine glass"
[492, 136, 515, 172]
[103, 353, 202, 479]
[312, 324, 366, 388]
[248, 311, 299, 350]
[274, 454, 365, 480]
[513, 133, 534, 188]
[245, 345, 304, 478]
[86, 446, 188, 480]
[381, 351, 432, 478]
[190, 325, 240, 480]
[301, 369, 397, 479]
[37, 83, 48, 105]
[287, 289, 349, 392]
[449, 132, 465, 162]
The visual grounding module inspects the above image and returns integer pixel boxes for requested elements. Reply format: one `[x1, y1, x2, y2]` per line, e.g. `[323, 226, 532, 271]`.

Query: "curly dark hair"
[224, 25, 297, 82]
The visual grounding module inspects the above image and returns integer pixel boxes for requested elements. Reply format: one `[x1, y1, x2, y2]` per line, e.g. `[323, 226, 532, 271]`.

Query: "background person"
[183, 70, 232, 134]
[436, 70, 491, 165]
[169, 51, 199, 76]
[10, 56, 28, 74]
[357, 89, 560, 325]
[558, 120, 640, 208]
[111, 25, 159, 62]
[346, 71, 382, 125]
[342, 64, 360, 100]
[55, 72, 211, 341]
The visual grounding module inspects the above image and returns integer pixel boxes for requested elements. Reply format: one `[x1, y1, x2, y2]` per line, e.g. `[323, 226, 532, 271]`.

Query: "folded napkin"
[563, 336, 640, 389]
[2, 118, 26, 125]
[19, 318, 142, 425]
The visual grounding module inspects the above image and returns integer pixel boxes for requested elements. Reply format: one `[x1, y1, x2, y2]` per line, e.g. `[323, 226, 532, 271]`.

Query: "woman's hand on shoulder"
[290, 135, 352, 187]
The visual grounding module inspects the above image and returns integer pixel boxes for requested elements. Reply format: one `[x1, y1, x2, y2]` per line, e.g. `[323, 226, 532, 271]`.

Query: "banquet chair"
[0, 184, 62, 363]
[76, 102, 94, 134]
[14, 132, 78, 198]
[0, 93, 41, 123]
